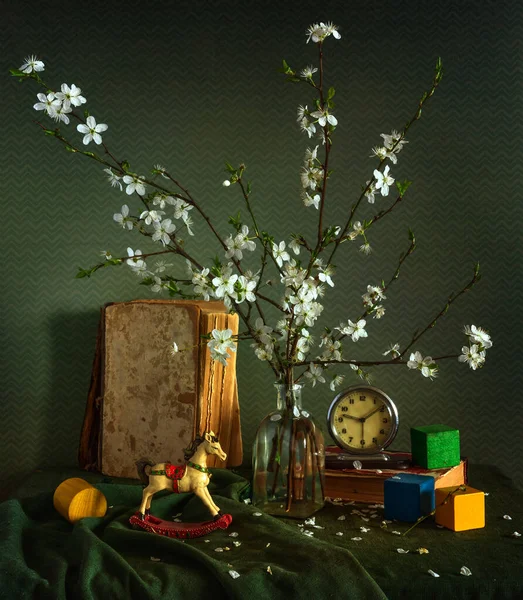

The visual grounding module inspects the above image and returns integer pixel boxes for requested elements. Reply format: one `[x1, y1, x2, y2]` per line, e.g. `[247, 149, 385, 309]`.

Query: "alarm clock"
[327, 385, 400, 455]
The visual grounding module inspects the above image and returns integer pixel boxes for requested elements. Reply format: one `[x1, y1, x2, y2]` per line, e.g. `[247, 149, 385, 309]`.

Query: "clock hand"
[362, 405, 382, 420]
[342, 414, 361, 421]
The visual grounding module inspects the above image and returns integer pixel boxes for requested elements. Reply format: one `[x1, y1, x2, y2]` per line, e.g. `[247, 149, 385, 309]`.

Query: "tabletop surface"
[3, 463, 522, 600]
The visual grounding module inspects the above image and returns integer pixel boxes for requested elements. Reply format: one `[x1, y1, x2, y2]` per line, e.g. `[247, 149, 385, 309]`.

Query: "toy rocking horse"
[129, 431, 233, 538]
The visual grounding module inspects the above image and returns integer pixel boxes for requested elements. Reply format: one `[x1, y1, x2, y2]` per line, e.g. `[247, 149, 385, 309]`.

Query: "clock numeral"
[349, 398, 355, 405]
[359, 396, 366, 402]
[373, 398, 377, 404]
[348, 436, 353, 443]
[382, 418, 388, 424]
[360, 439, 366, 446]
[380, 429, 385, 435]
[341, 428, 347, 434]
[341, 406, 348, 412]
[380, 406, 385, 412]
[338, 417, 343, 423]
[372, 437, 378, 444]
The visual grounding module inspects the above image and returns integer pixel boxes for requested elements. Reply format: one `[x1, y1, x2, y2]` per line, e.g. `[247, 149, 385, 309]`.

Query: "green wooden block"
[410, 424, 460, 469]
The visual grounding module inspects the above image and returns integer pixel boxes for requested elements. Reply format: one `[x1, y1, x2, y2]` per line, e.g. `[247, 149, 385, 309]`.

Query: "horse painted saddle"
[150, 463, 187, 493]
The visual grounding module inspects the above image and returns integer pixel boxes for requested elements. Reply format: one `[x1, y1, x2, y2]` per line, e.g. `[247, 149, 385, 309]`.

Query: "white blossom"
[225, 225, 256, 260]
[152, 193, 176, 210]
[140, 209, 165, 225]
[304, 363, 325, 387]
[458, 344, 485, 370]
[359, 242, 372, 255]
[318, 265, 335, 287]
[364, 182, 376, 204]
[301, 65, 318, 79]
[329, 374, 345, 391]
[122, 174, 146, 196]
[173, 198, 193, 224]
[310, 107, 338, 127]
[336, 319, 368, 342]
[113, 204, 133, 230]
[253, 318, 273, 346]
[381, 130, 408, 154]
[348, 221, 365, 240]
[464, 325, 492, 349]
[56, 83, 86, 108]
[235, 275, 257, 303]
[33, 92, 60, 116]
[189, 264, 211, 300]
[272, 241, 290, 267]
[104, 168, 123, 190]
[170, 341, 179, 355]
[306, 22, 341, 44]
[152, 219, 176, 245]
[212, 269, 237, 299]
[383, 343, 400, 358]
[77, 115, 108, 145]
[302, 190, 321, 209]
[289, 238, 301, 255]
[51, 103, 73, 125]
[374, 165, 394, 197]
[126, 247, 146, 271]
[208, 329, 237, 366]
[407, 351, 438, 379]
[20, 55, 45, 73]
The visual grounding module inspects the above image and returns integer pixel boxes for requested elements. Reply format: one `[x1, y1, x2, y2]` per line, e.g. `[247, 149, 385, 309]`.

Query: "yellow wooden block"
[435, 485, 485, 531]
[53, 477, 107, 523]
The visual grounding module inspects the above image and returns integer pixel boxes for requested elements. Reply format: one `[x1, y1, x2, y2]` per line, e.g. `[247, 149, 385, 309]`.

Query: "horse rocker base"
[129, 511, 233, 539]
[132, 431, 231, 535]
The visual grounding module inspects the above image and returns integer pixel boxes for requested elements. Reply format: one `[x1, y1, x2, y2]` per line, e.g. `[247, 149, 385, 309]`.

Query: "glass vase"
[252, 383, 325, 518]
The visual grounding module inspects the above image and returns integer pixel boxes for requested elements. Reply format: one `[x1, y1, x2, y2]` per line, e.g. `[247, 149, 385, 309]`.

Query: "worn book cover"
[324, 450, 468, 503]
[78, 299, 242, 478]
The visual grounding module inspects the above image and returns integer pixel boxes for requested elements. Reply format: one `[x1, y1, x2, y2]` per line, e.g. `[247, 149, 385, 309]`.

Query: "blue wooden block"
[384, 473, 435, 522]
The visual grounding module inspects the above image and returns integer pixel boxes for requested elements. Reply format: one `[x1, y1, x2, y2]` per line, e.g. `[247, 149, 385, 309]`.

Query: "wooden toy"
[130, 431, 232, 537]
[410, 424, 460, 469]
[53, 478, 107, 523]
[384, 473, 435, 522]
[435, 485, 485, 531]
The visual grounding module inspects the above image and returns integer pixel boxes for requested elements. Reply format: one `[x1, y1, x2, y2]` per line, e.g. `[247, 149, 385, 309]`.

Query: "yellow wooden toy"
[435, 485, 485, 531]
[53, 478, 107, 523]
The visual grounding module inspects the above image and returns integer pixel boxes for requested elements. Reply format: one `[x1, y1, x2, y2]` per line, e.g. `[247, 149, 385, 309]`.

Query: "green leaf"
[435, 57, 444, 83]
[9, 68, 26, 78]
[246, 181, 252, 195]
[327, 86, 336, 100]
[396, 179, 413, 197]
[121, 161, 131, 172]
[65, 146, 77, 153]
[43, 129, 57, 137]
[280, 59, 295, 76]
[228, 211, 242, 232]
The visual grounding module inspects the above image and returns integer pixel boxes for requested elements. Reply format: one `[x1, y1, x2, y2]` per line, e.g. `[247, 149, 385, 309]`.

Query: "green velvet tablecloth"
[1, 464, 522, 599]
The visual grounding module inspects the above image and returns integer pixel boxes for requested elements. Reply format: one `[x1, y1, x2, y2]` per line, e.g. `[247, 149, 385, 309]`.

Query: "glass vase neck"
[275, 383, 303, 410]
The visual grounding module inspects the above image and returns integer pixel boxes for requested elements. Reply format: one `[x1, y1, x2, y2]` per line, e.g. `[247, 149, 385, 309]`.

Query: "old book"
[324, 449, 468, 504]
[78, 299, 242, 478]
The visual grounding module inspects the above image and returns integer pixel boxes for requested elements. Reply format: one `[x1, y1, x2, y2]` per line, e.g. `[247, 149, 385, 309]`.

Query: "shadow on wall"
[1, 309, 100, 501]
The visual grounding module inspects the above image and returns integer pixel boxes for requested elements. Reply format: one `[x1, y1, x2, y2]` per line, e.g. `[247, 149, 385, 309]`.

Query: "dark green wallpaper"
[2, 0, 522, 497]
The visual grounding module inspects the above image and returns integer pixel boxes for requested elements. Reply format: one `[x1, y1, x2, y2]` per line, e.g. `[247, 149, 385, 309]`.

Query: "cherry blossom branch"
[399, 263, 481, 359]
[327, 58, 443, 266]
[316, 42, 332, 248]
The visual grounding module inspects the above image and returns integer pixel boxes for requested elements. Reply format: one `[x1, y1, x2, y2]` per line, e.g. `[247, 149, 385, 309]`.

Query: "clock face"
[327, 386, 399, 454]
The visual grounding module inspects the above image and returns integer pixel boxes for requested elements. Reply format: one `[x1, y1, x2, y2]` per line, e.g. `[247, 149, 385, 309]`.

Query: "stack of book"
[324, 446, 468, 504]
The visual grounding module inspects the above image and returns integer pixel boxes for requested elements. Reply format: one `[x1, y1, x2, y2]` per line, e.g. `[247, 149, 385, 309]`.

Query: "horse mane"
[183, 431, 219, 461]
[183, 433, 204, 461]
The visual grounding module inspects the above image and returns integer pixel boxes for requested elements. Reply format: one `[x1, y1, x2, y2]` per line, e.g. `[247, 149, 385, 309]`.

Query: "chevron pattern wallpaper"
[2, 0, 522, 498]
